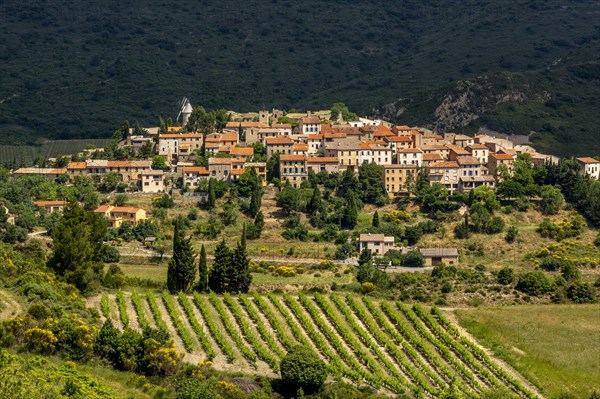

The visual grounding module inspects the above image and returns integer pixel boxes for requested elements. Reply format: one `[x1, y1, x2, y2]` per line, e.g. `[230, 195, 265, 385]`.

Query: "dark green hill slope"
[0, 0, 598, 155]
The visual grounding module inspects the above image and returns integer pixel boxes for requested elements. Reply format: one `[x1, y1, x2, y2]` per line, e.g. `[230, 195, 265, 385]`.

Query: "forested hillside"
[0, 0, 598, 155]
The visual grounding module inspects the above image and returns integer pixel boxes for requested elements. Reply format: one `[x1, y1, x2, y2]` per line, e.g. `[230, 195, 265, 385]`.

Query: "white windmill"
[177, 97, 193, 127]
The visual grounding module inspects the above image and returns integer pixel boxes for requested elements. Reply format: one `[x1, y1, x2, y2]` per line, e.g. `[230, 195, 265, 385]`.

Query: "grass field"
[454, 304, 600, 399]
[97, 291, 541, 398]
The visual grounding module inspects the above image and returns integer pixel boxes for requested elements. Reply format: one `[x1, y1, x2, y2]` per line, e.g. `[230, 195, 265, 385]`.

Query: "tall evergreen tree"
[209, 239, 232, 293]
[231, 236, 252, 293]
[248, 177, 262, 218]
[167, 218, 196, 293]
[307, 186, 322, 215]
[197, 244, 209, 292]
[207, 178, 216, 210]
[342, 192, 358, 230]
[372, 211, 380, 228]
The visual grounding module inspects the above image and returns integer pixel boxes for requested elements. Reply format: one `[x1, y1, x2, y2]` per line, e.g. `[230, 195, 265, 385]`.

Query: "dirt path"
[123, 293, 140, 331]
[442, 309, 546, 399]
[0, 289, 22, 319]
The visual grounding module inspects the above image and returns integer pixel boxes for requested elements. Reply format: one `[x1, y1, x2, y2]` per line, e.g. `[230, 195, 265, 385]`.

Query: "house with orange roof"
[307, 134, 324, 155]
[34, 200, 67, 214]
[182, 166, 209, 188]
[576, 157, 600, 180]
[265, 136, 294, 157]
[158, 133, 204, 161]
[422, 153, 444, 166]
[422, 134, 445, 146]
[397, 148, 423, 167]
[230, 147, 254, 159]
[95, 205, 147, 228]
[465, 144, 490, 165]
[453, 134, 474, 148]
[487, 152, 516, 177]
[66, 162, 87, 177]
[208, 157, 234, 181]
[420, 145, 450, 160]
[324, 138, 361, 171]
[225, 121, 269, 144]
[446, 144, 472, 160]
[426, 161, 460, 192]
[299, 116, 322, 135]
[279, 154, 308, 188]
[384, 135, 413, 153]
[293, 143, 309, 155]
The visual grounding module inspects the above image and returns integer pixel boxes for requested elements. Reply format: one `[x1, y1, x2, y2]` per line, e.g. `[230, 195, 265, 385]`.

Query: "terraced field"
[98, 292, 541, 398]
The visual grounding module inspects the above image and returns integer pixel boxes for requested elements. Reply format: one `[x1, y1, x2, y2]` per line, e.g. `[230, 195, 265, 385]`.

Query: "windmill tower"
[177, 97, 193, 126]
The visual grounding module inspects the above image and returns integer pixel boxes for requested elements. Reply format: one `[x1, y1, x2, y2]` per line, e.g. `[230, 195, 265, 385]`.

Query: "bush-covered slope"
[0, 0, 598, 154]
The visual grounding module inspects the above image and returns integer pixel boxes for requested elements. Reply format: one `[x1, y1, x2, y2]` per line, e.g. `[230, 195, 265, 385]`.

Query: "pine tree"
[167, 218, 196, 293]
[372, 211, 380, 227]
[209, 239, 232, 293]
[48, 200, 107, 293]
[307, 186, 322, 215]
[207, 178, 216, 210]
[197, 244, 209, 292]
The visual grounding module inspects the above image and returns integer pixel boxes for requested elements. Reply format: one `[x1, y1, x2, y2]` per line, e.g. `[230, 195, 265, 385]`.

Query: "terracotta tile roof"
[14, 168, 67, 175]
[167, 126, 182, 133]
[280, 154, 306, 162]
[293, 143, 309, 151]
[465, 144, 488, 150]
[34, 200, 66, 206]
[226, 121, 269, 128]
[420, 145, 447, 151]
[182, 166, 209, 174]
[111, 206, 143, 214]
[205, 137, 221, 143]
[428, 161, 459, 168]
[385, 135, 412, 142]
[265, 136, 294, 145]
[271, 123, 292, 129]
[423, 153, 443, 161]
[301, 117, 321, 124]
[456, 156, 481, 165]
[230, 147, 254, 156]
[159, 133, 203, 139]
[67, 162, 86, 170]
[398, 148, 423, 153]
[307, 134, 324, 140]
[208, 157, 234, 165]
[221, 132, 238, 142]
[95, 205, 112, 213]
[231, 168, 246, 175]
[306, 157, 338, 163]
[179, 145, 190, 150]
[489, 153, 515, 160]
[576, 157, 600, 164]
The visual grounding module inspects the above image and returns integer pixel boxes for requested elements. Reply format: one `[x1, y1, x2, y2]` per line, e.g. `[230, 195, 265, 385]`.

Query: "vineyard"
[98, 292, 541, 398]
[0, 139, 112, 165]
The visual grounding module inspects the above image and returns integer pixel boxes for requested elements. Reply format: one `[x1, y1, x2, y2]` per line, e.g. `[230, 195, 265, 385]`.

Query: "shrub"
[561, 262, 581, 282]
[361, 282, 376, 293]
[402, 250, 425, 268]
[497, 267, 515, 285]
[280, 346, 328, 395]
[566, 282, 596, 304]
[454, 222, 471, 239]
[539, 257, 562, 271]
[505, 225, 519, 243]
[516, 271, 553, 296]
[595, 233, 600, 247]
[99, 245, 120, 263]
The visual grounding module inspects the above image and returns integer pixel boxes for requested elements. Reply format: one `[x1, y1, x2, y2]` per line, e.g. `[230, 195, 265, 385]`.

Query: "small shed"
[144, 237, 156, 247]
[420, 248, 459, 266]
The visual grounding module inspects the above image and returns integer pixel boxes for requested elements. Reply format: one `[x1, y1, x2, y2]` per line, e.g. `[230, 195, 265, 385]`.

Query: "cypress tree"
[248, 179, 262, 218]
[307, 186, 322, 215]
[231, 238, 252, 293]
[209, 239, 232, 293]
[167, 218, 196, 293]
[372, 211, 380, 227]
[342, 192, 358, 230]
[197, 244, 209, 292]
[207, 178, 216, 210]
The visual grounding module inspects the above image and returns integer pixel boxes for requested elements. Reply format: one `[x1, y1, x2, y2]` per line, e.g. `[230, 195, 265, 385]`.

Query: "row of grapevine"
[131, 291, 149, 330]
[100, 294, 110, 319]
[177, 293, 216, 360]
[115, 291, 129, 328]
[146, 292, 170, 337]
[161, 292, 194, 352]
